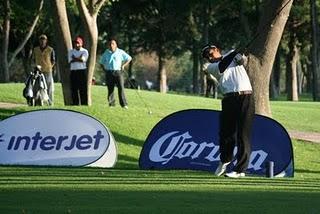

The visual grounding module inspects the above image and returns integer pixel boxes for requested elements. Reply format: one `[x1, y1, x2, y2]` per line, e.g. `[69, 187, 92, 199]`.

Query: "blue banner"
[139, 109, 294, 177]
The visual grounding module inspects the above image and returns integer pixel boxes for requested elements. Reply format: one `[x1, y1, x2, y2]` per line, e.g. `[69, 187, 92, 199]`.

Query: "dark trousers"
[106, 70, 127, 107]
[70, 69, 88, 105]
[219, 94, 255, 173]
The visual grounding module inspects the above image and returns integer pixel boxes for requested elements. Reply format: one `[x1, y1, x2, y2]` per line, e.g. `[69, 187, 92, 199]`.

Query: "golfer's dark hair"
[201, 45, 211, 59]
[201, 42, 223, 59]
[212, 42, 222, 50]
[108, 37, 118, 44]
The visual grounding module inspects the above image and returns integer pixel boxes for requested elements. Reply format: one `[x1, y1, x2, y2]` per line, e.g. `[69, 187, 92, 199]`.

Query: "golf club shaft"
[122, 70, 152, 113]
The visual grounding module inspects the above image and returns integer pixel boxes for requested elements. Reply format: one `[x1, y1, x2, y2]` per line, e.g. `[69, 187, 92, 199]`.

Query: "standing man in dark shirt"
[202, 44, 255, 178]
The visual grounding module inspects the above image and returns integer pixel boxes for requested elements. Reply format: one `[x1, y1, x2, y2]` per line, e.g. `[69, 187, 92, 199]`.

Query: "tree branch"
[94, 0, 107, 15]
[76, 0, 92, 21]
[86, 0, 107, 16]
[8, 0, 44, 68]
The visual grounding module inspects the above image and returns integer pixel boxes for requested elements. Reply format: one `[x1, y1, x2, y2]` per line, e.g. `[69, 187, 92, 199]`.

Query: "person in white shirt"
[202, 44, 255, 178]
[68, 36, 89, 105]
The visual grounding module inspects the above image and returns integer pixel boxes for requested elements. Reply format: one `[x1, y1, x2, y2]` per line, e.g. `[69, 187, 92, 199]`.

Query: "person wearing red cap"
[68, 36, 89, 105]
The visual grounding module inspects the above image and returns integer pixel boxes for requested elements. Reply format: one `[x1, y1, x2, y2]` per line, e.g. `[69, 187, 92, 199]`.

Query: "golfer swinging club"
[201, 44, 255, 178]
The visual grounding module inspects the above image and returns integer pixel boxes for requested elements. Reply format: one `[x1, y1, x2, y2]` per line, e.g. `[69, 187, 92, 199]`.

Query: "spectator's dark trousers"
[106, 70, 127, 107]
[70, 69, 88, 105]
[206, 78, 216, 98]
[219, 94, 255, 172]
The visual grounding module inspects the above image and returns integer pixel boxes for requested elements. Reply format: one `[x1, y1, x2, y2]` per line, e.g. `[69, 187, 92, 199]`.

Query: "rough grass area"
[0, 83, 320, 213]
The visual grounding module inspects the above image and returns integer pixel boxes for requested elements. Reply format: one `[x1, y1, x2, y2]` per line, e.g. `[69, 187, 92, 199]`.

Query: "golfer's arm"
[218, 51, 238, 73]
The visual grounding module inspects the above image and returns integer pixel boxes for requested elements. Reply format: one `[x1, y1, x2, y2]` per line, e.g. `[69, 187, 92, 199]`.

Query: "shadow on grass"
[112, 132, 145, 147]
[0, 108, 26, 120]
[0, 188, 320, 214]
[111, 131, 144, 168]
[115, 154, 139, 169]
[295, 168, 320, 174]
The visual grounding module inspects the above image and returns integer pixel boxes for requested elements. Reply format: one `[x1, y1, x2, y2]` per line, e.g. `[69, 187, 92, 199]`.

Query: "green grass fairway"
[0, 83, 320, 213]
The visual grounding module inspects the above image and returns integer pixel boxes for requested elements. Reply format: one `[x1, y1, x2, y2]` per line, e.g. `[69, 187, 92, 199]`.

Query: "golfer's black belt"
[107, 70, 121, 73]
[224, 90, 252, 97]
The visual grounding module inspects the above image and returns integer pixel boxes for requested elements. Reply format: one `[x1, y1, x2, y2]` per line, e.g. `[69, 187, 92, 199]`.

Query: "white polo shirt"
[207, 50, 252, 95]
[68, 47, 89, 71]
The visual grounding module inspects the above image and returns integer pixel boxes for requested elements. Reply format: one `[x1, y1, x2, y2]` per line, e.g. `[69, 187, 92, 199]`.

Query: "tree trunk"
[299, 60, 307, 93]
[286, 31, 299, 101]
[201, 2, 210, 95]
[192, 39, 199, 94]
[0, 0, 11, 82]
[127, 33, 133, 78]
[51, 0, 73, 105]
[76, 0, 106, 106]
[21, 43, 34, 77]
[0, 0, 43, 82]
[247, 0, 293, 116]
[297, 58, 303, 94]
[158, 53, 167, 93]
[310, 0, 320, 101]
[8, 0, 44, 69]
[270, 50, 281, 99]
[305, 63, 312, 93]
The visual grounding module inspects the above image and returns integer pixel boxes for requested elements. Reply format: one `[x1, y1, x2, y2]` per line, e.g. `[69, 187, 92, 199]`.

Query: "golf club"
[123, 70, 153, 115]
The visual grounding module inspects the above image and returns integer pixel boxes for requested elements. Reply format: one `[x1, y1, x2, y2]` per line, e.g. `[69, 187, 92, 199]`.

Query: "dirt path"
[0, 102, 319, 143]
[288, 130, 320, 143]
[0, 102, 27, 109]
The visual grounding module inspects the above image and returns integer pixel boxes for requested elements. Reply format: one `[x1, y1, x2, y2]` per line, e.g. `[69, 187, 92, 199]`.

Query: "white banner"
[0, 110, 117, 168]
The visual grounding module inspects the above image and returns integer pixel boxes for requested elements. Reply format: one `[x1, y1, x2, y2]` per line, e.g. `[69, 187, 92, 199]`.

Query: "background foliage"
[0, 0, 316, 98]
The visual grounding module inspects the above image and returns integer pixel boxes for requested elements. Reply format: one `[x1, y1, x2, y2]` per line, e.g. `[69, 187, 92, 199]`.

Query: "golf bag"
[23, 65, 49, 106]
